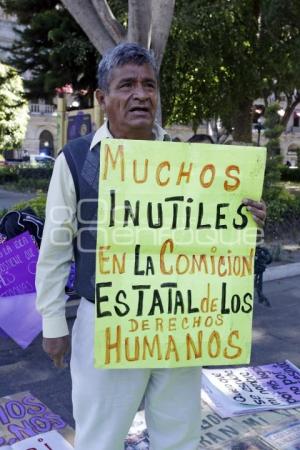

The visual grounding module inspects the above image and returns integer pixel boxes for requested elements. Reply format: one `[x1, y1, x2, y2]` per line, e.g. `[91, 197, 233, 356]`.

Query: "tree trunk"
[232, 99, 253, 143]
[60, 0, 175, 69]
[60, 0, 175, 125]
[60, 0, 123, 54]
[128, 0, 152, 47]
[150, 0, 175, 69]
[91, 0, 126, 43]
[156, 90, 162, 125]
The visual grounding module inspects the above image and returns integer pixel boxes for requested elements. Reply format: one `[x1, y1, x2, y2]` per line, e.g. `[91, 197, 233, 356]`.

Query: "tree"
[263, 103, 298, 234]
[0, 62, 28, 154]
[1, 0, 175, 117]
[160, 0, 224, 130]
[160, 0, 300, 141]
[4, 0, 300, 141]
[263, 103, 284, 206]
[59, 0, 175, 122]
[0, 0, 101, 102]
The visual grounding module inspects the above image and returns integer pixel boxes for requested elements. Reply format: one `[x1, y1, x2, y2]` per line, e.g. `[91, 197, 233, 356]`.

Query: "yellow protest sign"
[94, 139, 266, 369]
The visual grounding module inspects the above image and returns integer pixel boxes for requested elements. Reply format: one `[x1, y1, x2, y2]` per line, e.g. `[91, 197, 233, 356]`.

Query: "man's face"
[96, 63, 158, 140]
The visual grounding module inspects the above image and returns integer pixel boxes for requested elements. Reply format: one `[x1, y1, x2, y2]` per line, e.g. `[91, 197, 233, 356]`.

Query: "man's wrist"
[42, 316, 69, 338]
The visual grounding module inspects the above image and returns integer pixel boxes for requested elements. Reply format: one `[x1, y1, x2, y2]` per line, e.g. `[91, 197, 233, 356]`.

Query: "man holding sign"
[36, 43, 266, 450]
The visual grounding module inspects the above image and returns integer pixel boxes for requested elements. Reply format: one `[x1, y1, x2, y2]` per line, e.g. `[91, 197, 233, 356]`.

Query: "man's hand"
[243, 198, 267, 228]
[42, 336, 70, 368]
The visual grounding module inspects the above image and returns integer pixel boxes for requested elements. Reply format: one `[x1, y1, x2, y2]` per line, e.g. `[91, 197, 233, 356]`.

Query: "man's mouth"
[128, 106, 149, 113]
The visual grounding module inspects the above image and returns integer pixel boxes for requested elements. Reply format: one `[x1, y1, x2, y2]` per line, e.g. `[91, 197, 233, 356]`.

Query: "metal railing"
[29, 103, 55, 114]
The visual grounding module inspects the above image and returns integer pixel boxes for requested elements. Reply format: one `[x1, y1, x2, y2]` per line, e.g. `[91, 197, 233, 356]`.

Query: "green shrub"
[262, 104, 300, 235]
[7, 195, 47, 219]
[17, 166, 53, 180]
[16, 178, 50, 192]
[0, 167, 19, 183]
[281, 166, 300, 182]
[265, 188, 298, 223]
[0, 165, 52, 192]
[0, 164, 52, 181]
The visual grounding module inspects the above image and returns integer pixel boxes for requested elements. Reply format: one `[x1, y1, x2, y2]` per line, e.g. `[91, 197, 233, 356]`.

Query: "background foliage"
[0, 62, 28, 153]
[161, 0, 300, 140]
[0, 0, 126, 103]
[0, 165, 52, 192]
[2, 0, 300, 139]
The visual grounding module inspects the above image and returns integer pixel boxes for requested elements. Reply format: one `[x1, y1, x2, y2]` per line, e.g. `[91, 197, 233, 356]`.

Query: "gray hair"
[97, 42, 158, 92]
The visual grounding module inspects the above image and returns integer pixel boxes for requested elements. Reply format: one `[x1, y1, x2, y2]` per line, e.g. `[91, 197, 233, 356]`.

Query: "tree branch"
[127, 0, 152, 48]
[281, 90, 300, 127]
[150, 0, 175, 69]
[60, 0, 116, 55]
[91, 0, 126, 44]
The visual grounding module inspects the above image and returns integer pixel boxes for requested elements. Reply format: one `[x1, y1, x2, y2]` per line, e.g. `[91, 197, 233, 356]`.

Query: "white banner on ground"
[10, 430, 73, 449]
[202, 360, 300, 417]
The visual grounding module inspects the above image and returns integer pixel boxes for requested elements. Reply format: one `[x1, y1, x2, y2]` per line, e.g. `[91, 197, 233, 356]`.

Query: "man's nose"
[132, 84, 148, 100]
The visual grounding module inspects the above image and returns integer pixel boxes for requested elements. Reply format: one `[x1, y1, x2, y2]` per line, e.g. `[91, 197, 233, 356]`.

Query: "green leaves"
[161, 0, 300, 139]
[1, 0, 98, 100]
[0, 63, 28, 153]
[3, 0, 300, 141]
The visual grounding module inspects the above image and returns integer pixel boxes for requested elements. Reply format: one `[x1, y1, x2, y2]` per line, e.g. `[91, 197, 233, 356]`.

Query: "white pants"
[70, 299, 202, 450]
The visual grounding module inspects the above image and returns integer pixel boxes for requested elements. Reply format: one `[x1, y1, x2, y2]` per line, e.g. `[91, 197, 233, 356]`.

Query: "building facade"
[0, 8, 57, 157]
[25, 102, 57, 156]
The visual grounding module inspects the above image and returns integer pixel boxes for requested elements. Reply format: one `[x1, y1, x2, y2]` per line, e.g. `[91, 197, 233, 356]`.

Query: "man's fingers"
[52, 354, 67, 369]
[243, 198, 267, 227]
[246, 206, 265, 220]
[251, 215, 265, 228]
[42, 336, 70, 369]
[243, 198, 266, 210]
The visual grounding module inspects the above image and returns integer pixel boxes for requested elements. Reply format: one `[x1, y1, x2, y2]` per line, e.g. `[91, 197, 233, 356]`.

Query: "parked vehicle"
[28, 154, 55, 165]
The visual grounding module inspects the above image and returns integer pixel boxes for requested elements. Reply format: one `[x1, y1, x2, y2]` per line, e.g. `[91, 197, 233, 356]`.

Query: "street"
[0, 188, 36, 211]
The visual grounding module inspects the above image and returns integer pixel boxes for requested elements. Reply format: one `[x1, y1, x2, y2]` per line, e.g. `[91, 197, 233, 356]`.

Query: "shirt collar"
[89, 121, 170, 150]
[90, 121, 113, 150]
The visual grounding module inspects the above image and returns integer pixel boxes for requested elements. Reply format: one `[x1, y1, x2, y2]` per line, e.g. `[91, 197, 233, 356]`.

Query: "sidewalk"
[252, 273, 300, 367]
[0, 266, 299, 429]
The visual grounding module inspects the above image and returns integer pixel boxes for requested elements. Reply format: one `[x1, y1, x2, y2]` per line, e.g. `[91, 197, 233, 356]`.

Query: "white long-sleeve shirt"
[36, 121, 168, 338]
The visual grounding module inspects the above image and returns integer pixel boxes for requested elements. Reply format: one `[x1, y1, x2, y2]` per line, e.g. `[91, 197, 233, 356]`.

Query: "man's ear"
[95, 88, 106, 110]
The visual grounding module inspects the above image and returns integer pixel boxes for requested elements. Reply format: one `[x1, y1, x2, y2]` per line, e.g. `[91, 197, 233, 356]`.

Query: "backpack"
[0, 207, 44, 247]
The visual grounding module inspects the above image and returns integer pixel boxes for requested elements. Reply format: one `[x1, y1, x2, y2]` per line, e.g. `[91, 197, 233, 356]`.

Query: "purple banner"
[0, 391, 73, 447]
[0, 232, 39, 297]
[0, 293, 42, 348]
[0, 329, 9, 339]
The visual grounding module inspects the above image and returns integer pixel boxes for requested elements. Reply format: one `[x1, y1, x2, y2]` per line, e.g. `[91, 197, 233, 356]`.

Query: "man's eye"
[120, 82, 131, 88]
